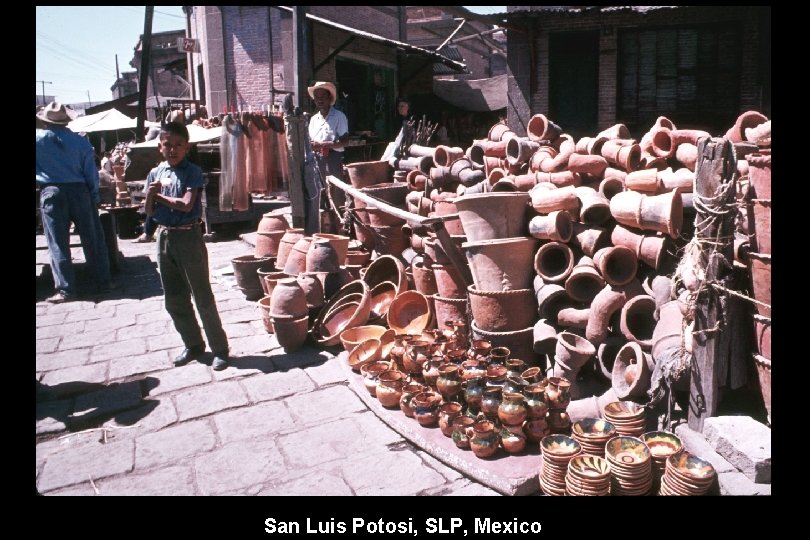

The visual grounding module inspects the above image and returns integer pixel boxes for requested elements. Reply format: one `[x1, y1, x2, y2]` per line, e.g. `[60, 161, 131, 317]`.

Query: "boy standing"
[145, 122, 229, 370]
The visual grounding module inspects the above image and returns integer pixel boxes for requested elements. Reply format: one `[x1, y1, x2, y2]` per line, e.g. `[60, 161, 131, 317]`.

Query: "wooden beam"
[313, 36, 356, 75]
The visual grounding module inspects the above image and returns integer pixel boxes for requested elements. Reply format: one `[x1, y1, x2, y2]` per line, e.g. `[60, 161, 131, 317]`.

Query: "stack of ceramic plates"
[603, 401, 647, 438]
[659, 451, 717, 496]
[641, 431, 683, 486]
[565, 454, 611, 496]
[571, 418, 616, 457]
[605, 435, 653, 496]
[539, 435, 582, 496]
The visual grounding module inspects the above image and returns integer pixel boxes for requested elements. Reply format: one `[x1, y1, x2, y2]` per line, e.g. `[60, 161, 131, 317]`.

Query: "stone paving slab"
[214, 400, 297, 444]
[36, 348, 92, 372]
[134, 420, 217, 470]
[95, 465, 197, 496]
[174, 379, 250, 421]
[703, 416, 771, 484]
[338, 353, 542, 496]
[71, 380, 144, 422]
[37, 438, 135, 493]
[193, 439, 285, 495]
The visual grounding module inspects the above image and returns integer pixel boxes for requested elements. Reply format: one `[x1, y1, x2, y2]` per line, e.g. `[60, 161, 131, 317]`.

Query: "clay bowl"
[603, 400, 646, 419]
[666, 451, 716, 486]
[363, 254, 408, 295]
[641, 431, 683, 461]
[572, 418, 617, 441]
[567, 454, 611, 480]
[346, 338, 382, 372]
[605, 435, 651, 468]
[340, 325, 388, 353]
[541, 434, 582, 458]
[387, 290, 432, 335]
[378, 329, 397, 361]
[368, 281, 398, 321]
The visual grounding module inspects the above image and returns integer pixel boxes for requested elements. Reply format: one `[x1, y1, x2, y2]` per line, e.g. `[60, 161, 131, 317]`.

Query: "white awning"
[67, 109, 159, 133]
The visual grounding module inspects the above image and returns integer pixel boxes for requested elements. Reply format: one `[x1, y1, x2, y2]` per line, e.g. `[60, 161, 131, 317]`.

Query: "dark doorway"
[549, 31, 599, 138]
[336, 58, 394, 138]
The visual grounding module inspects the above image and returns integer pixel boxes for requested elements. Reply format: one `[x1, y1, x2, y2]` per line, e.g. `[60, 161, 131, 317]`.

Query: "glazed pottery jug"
[403, 339, 431, 375]
[451, 416, 476, 449]
[545, 377, 572, 409]
[376, 370, 405, 408]
[481, 386, 503, 421]
[435, 364, 463, 403]
[399, 382, 428, 418]
[438, 402, 464, 437]
[470, 420, 501, 459]
[422, 357, 443, 388]
[500, 425, 527, 454]
[412, 391, 443, 427]
[524, 382, 549, 420]
[498, 392, 528, 426]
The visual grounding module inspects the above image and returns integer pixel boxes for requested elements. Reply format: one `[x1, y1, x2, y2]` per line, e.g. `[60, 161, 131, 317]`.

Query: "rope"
[711, 282, 771, 311]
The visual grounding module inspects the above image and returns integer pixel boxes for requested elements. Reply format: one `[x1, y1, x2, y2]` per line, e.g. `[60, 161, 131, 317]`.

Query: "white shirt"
[308, 107, 349, 153]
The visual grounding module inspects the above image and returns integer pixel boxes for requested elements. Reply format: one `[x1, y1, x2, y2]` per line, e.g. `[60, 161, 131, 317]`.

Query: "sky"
[36, 6, 505, 107]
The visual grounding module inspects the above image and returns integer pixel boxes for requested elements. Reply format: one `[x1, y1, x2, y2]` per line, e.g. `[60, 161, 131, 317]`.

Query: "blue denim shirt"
[35, 127, 101, 205]
[145, 158, 204, 226]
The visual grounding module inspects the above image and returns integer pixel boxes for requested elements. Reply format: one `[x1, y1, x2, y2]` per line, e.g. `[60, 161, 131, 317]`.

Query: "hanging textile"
[219, 114, 239, 211]
[232, 113, 251, 211]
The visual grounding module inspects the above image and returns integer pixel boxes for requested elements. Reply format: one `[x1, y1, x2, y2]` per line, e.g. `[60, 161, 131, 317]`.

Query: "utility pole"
[36, 80, 52, 106]
[87, 90, 91, 107]
[115, 54, 120, 80]
[136, 6, 154, 142]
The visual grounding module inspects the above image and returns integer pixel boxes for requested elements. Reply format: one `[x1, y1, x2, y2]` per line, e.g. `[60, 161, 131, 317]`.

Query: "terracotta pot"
[530, 184, 580, 215]
[619, 294, 657, 349]
[575, 136, 609, 155]
[368, 281, 398, 323]
[254, 212, 287, 257]
[575, 186, 611, 226]
[585, 280, 645, 346]
[467, 284, 537, 332]
[725, 111, 768, 143]
[313, 280, 372, 346]
[488, 122, 515, 142]
[747, 152, 771, 200]
[363, 254, 408, 295]
[599, 176, 626, 200]
[593, 246, 638, 287]
[748, 251, 771, 318]
[463, 237, 538, 292]
[377, 370, 406, 408]
[410, 259, 438, 296]
[533, 318, 559, 355]
[399, 382, 428, 417]
[297, 272, 325, 311]
[344, 160, 392, 188]
[232, 254, 275, 301]
[625, 168, 661, 193]
[545, 376, 572, 409]
[432, 295, 469, 329]
[433, 145, 465, 168]
[468, 140, 507, 167]
[271, 315, 309, 352]
[423, 235, 466, 266]
[675, 143, 698, 172]
[506, 137, 541, 167]
[534, 279, 570, 324]
[554, 331, 596, 376]
[305, 238, 342, 273]
[469, 420, 501, 459]
[556, 307, 590, 329]
[596, 124, 631, 140]
[568, 153, 609, 176]
[610, 189, 683, 239]
[256, 295, 275, 334]
[565, 256, 605, 304]
[471, 321, 539, 367]
[453, 191, 530, 242]
[611, 341, 653, 399]
[282, 236, 313, 275]
[387, 290, 432, 335]
[570, 223, 610, 258]
[536, 170, 582, 189]
[528, 210, 573, 242]
[541, 134, 576, 173]
[431, 263, 466, 299]
[596, 336, 626, 381]
[269, 277, 309, 319]
[534, 241, 575, 284]
[412, 390, 443, 427]
[610, 224, 671, 272]
[669, 129, 711, 147]
[527, 114, 562, 142]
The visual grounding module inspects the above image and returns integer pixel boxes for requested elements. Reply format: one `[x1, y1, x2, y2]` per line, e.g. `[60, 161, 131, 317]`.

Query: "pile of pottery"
[571, 417, 616, 457]
[659, 450, 717, 496]
[603, 400, 648, 437]
[565, 454, 612, 496]
[604, 435, 654, 496]
[539, 434, 582, 496]
[641, 430, 684, 486]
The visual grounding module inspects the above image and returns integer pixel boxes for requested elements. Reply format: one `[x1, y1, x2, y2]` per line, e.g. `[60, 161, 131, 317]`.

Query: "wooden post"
[688, 137, 737, 431]
[284, 113, 307, 229]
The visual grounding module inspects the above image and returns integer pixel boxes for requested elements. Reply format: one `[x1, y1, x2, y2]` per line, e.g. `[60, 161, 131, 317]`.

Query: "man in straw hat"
[307, 81, 349, 214]
[36, 101, 115, 303]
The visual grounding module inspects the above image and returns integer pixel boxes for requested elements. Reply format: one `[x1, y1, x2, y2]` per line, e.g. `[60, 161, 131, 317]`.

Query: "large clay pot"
[453, 192, 530, 242]
[570, 223, 611, 258]
[610, 190, 683, 239]
[527, 114, 562, 142]
[311, 233, 350, 266]
[282, 236, 313, 275]
[619, 295, 657, 349]
[269, 277, 309, 319]
[530, 184, 580, 215]
[610, 224, 672, 272]
[748, 251, 771, 318]
[276, 228, 305, 270]
[363, 254, 409, 296]
[470, 420, 501, 459]
[568, 153, 609, 176]
[532, 318, 558, 355]
[467, 284, 537, 332]
[553, 331, 596, 380]
[257, 295, 275, 334]
[432, 295, 469, 329]
[593, 246, 639, 287]
[533, 279, 570, 324]
[411, 259, 438, 296]
[432, 263, 467, 299]
[534, 241, 575, 284]
[232, 254, 274, 301]
[305, 238, 342, 273]
[471, 321, 539, 367]
[271, 315, 309, 352]
[725, 111, 768, 143]
[585, 280, 645, 346]
[651, 299, 688, 361]
[255, 211, 288, 258]
[748, 152, 771, 200]
[376, 370, 405, 408]
[345, 160, 391, 188]
[463, 237, 538, 292]
[488, 122, 515, 142]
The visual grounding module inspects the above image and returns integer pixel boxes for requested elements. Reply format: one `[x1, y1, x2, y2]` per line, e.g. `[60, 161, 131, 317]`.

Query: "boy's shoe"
[173, 345, 206, 367]
[212, 354, 229, 371]
[46, 290, 75, 304]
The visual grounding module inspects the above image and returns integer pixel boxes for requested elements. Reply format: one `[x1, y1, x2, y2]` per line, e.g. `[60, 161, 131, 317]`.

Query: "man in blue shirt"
[144, 122, 230, 370]
[36, 101, 114, 303]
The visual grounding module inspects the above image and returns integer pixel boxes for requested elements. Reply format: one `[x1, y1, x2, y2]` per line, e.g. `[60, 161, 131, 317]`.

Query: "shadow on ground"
[36, 255, 163, 302]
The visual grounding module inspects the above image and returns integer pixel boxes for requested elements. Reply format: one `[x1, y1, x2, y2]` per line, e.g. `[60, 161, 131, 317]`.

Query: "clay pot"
[344, 160, 391, 188]
[488, 122, 515, 142]
[554, 331, 596, 377]
[400, 382, 428, 417]
[568, 153, 609, 176]
[361, 360, 391, 397]
[596, 336, 626, 381]
[340, 324, 388, 353]
[412, 390, 443, 427]
[659, 168, 695, 193]
[432, 295, 469, 329]
[611, 341, 653, 399]
[596, 124, 631, 140]
[748, 152, 771, 199]
[527, 114, 562, 142]
[363, 255, 408, 295]
[748, 252, 771, 318]
[311, 233, 350, 265]
[467, 284, 537, 332]
[297, 272, 325, 311]
[498, 392, 528, 426]
[570, 223, 611, 258]
[367, 281, 398, 323]
[593, 246, 638, 287]
[256, 295, 275, 334]
[610, 189, 683, 239]
[575, 136, 609, 155]
[305, 238, 342, 273]
[619, 294, 657, 349]
[599, 176, 626, 200]
[601, 140, 641, 172]
[534, 279, 570, 324]
[232, 254, 275, 301]
[675, 143, 698, 172]
[433, 145, 465, 167]
[256, 265, 281, 295]
[313, 280, 372, 346]
[470, 321, 538, 367]
[463, 237, 538, 292]
[533, 318, 558, 355]
[565, 256, 605, 304]
[469, 420, 501, 459]
[534, 241, 575, 284]
[530, 184, 580, 215]
[556, 307, 590, 329]
[453, 192, 530, 242]
[271, 315, 309, 352]
[528, 210, 573, 242]
[625, 168, 662, 193]
[468, 140, 508, 167]
[585, 280, 645, 346]
[269, 277, 310, 319]
[574, 186, 612, 226]
[725, 111, 769, 143]
[376, 369, 406, 408]
[610, 224, 671, 272]
[651, 299, 688, 361]
[506, 137, 541, 167]
[545, 376, 572, 409]
[387, 290, 432, 335]
[536, 170, 582, 189]
[283, 236, 313, 275]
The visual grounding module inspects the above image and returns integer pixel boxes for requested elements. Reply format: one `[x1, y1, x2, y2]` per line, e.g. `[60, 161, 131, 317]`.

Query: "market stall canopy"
[433, 74, 507, 112]
[128, 124, 223, 147]
[67, 109, 159, 133]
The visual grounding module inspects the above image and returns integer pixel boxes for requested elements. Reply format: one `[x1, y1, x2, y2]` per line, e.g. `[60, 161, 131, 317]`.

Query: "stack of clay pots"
[565, 454, 612, 496]
[539, 434, 582, 496]
[603, 400, 648, 438]
[571, 417, 617, 458]
[641, 430, 684, 489]
[741, 116, 771, 424]
[659, 450, 717, 496]
[604, 435, 654, 496]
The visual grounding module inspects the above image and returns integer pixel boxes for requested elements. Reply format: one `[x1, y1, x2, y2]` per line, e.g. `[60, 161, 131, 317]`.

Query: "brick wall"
[222, 6, 272, 111]
[311, 6, 400, 39]
[507, 6, 769, 135]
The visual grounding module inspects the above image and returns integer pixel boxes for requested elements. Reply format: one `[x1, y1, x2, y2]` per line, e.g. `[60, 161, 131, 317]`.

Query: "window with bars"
[617, 23, 742, 134]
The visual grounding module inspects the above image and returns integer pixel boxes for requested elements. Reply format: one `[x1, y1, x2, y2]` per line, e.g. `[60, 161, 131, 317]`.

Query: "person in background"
[36, 101, 115, 303]
[144, 122, 230, 371]
[392, 96, 411, 140]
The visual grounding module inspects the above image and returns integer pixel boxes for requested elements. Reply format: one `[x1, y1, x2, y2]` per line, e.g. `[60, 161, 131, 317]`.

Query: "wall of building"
[506, 6, 768, 137]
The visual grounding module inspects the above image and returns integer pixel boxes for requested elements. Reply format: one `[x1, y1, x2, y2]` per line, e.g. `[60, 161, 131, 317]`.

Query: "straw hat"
[307, 81, 337, 105]
[36, 101, 77, 126]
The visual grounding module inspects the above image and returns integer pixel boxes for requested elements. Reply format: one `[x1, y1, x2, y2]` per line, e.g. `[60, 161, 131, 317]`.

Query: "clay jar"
[360, 360, 392, 397]
[435, 364, 463, 402]
[498, 392, 528, 426]
[545, 376, 572, 409]
[399, 382, 428, 418]
[451, 416, 476, 449]
[269, 277, 309, 319]
[464, 376, 487, 413]
[376, 369, 405, 408]
[403, 339, 431, 375]
[485, 364, 508, 388]
[505, 358, 528, 379]
[412, 391, 443, 427]
[255, 212, 288, 258]
[276, 228, 305, 271]
[481, 386, 503, 421]
[500, 425, 528, 454]
[470, 420, 501, 459]
[421, 357, 443, 388]
[438, 402, 464, 437]
[524, 382, 549, 420]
